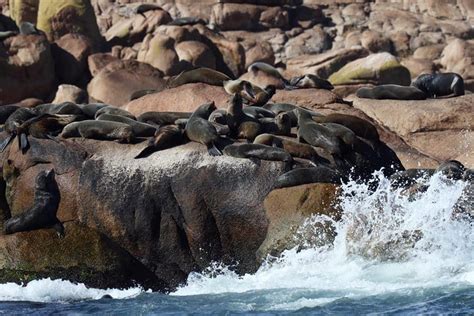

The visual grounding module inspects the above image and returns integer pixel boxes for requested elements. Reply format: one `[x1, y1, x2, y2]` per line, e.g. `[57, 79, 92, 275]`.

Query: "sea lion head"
[436, 160, 465, 181]
[265, 85, 276, 96]
[35, 169, 56, 191]
[194, 101, 216, 118]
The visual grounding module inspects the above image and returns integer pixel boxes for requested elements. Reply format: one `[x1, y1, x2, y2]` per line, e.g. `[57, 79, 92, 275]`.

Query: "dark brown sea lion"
[94, 106, 136, 120]
[242, 106, 275, 119]
[259, 112, 291, 136]
[96, 113, 157, 137]
[227, 93, 261, 141]
[78, 103, 108, 119]
[4, 169, 63, 237]
[274, 166, 342, 189]
[208, 109, 227, 125]
[129, 89, 158, 101]
[248, 62, 285, 82]
[224, 79, 256, 101]
[137, 111, 192, 126]
[435, 160, 465, 180]
[185, 102, 222, 156]
[247, 85, 276, 107]
[313, 114, 380, 142]
[60, 120, 134, 143]
[135, 125, 186, 159]
[167, 68, 231, 88]
[35, 102, 84, 115]
[356, 85, 426, 100]
[223, 143, 293, 163]
[411, 73, 464, 98]
[168, 17, 207, 26]
[289, 74, 334, 90]
[1, 107, 38, 151]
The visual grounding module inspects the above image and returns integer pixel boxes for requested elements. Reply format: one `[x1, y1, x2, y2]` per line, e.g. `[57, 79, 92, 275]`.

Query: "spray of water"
[174, 171, 473, 308]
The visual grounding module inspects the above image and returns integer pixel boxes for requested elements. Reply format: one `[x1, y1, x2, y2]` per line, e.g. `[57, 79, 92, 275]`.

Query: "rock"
[87, 52, 120, 77]
[413, 44, 445, 60]
[360, 30, 392, 53]
[0, 34, 55, 104]
[285, 25, 331, 58]
[353, 94, 474, 168]
[104, 9, 172, 46]
[9, 0, 38, 25]
[154, 25, 202, 43]
[409, 32, 445, 51]
[36, 0, 103, 49]
[239, 70, 286, 90]
[272, 88, 342, 108]
[137, 34, 184, 76]
[401, 57, 435, 78]
[257, 183, 341, 261]
[289, 5, 324, 29]
[124, 83, 229, 115]
[440, 39, 473, 81]
[52, 33, 94, 84]
[87, 59, 166, 107]
[243, 40, 275, 69]
[0, 223, 166, 290]
[328, 52, 411, 86]
[285, 47, 369, 79]
[52, 84, 88, 104]
[175, 40, 216, 69]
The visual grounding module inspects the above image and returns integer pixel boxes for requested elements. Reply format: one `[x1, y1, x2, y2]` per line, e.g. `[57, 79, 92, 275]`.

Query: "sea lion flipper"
[135, 146, 154, 159]
[52, 221, 65, 238]
[20, 133, 29, 154]
[0, 134, 14, 152]
[207, 143, 222, 156]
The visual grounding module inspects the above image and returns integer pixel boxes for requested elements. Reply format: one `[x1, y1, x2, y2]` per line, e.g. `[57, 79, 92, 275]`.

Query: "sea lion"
[167, 68, 231, 88]
[135, 125, 186, 159]
[223, 143, 293, 163]
[209, 109, 227, 125]
[185, 102, 222, 156]
[254, 133, 328, 164]
[223, 79, 256, 101]
[247, 85, 276, 107]
[319, 123, 356, 147]
[411, 73, 464, 98]
[289, 74, 334, 90]
[0, 105, 20, 124]
[1, 107, 38, 151]
[168, 17, 207, 26]
[226, 93, 261, 141]
[248, 62, 285, 81]
[435, 160, 465, 180]
[137, 111, 192, 126]
[313, 114, 380, 142]
[356, 85, 426, 100]
[274, 166, 342, 189]
[4, 169, 63, 237]
[297, 110, 346, 155]
[78, 103, 108, 118]
[61, 120, 134, 143]
[259, 112, 291, 136]
[96, 113, 157, 137]
[242, 106, 275, 119]
[390, 169, 435, 189]
[94, 106, 136, 120]
[263, 103, 322, 126]
[35, 102, 84, 115]
[133, 3, 163, 16]
[129, 89, 158, 101]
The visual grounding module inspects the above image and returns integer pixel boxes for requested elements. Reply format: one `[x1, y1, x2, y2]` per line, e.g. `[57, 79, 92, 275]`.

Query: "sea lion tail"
[0, 134, 14, 152]
[207, 143, 222, 156]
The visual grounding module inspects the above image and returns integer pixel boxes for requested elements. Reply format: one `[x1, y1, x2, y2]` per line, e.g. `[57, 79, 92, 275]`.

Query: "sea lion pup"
[129, 89, 158, 101]
[168, 17, 207, 26]
[274, 165, 342, 189]
[167, 67, 231, 88]
[435, 160, 465, 180]
[0, 105, 20, 124]
[185, 102, 222, 156]
[356, 85, 426, 100]
[390, 169, 435, 189]
[411, 73, 464, 98]
[289, 74, 334, 90]
[254, 133, 328, 164]
[94, 106, 136, 120]
[223, 143, 293, 163]
[78, 103, 108, 119]
[96, 113, 157, 137]
[4, 169, 63, 237]
[35, 102, 84, 115]
[296, 110, 346, 155]
[60, 120, 134, 143]
[1, 107, 38, 151]
[137, 111, 192, 127]
[259, 112, 292, 136]
[226, 93, 261, 141]
[135, 125, 186, 159]
[313, 113, 380, 142]
[246, 85, 276, 107]
[242, 106, 275, 119]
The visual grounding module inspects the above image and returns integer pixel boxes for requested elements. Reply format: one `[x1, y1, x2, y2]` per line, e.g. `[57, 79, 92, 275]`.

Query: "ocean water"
[0, 172, 473, 315]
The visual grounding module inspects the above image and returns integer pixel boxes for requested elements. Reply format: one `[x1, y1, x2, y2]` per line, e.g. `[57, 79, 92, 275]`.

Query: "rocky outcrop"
[52, 84, 88, 104]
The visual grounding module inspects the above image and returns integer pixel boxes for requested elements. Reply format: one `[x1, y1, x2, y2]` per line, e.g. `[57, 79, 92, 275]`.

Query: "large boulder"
[175, 40, 216, 70]
[137, 34, 184, 76]
[439, 39, 473, 83]
[353, 94, 474, 168]
[36, 0, 103, 49]
[52, 84, 88, 104]
[87, 59, 166, 107]
[328, 52, 411, 86]
[124, 83, 229, 115]
[0, 34, 55, 104]
[285, 25, 331, 58]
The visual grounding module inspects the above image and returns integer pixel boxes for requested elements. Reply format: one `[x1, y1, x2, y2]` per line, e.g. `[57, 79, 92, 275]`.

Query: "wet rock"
[0, 34, 55, 104]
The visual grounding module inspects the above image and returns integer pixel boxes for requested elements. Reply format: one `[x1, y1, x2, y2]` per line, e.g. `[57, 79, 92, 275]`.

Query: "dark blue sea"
[1, 173, 473, 315]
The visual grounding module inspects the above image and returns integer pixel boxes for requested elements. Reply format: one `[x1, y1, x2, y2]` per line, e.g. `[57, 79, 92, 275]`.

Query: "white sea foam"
[174, 172, 473, 310]
[0, 278, 146, 302]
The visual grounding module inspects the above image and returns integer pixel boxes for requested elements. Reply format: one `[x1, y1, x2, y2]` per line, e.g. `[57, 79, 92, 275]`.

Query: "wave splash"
[174, 172, 473, 309]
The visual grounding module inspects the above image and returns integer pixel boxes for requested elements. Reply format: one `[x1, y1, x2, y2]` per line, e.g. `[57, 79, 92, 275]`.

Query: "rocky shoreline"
[0, 0, 472, 291]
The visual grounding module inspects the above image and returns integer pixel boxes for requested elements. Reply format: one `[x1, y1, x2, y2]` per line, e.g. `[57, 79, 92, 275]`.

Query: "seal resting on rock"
[313, 114, 380, 142]
[4, 169, 63, 237]
[60, 120, 134, 143]
[411, 73, 464, 98]
[94, 106, 136, 120]
[185, 102, 222, 156]
[96, 113, 157, 137]
[138, 111, 192, 127]
[356, 85, 427, 100]
[223, 143, 293, 163]
[274, 166, 342, 189]
[167, 68, 231, 88]
[289, 74, 334, 90]
[135, 125, 186, 159]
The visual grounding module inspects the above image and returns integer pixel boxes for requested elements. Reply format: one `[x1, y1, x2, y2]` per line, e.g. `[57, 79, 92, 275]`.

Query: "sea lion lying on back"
[356, 85, 427, 100]
[411, 73, 464, 98]
[61, 120, 134, 143]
